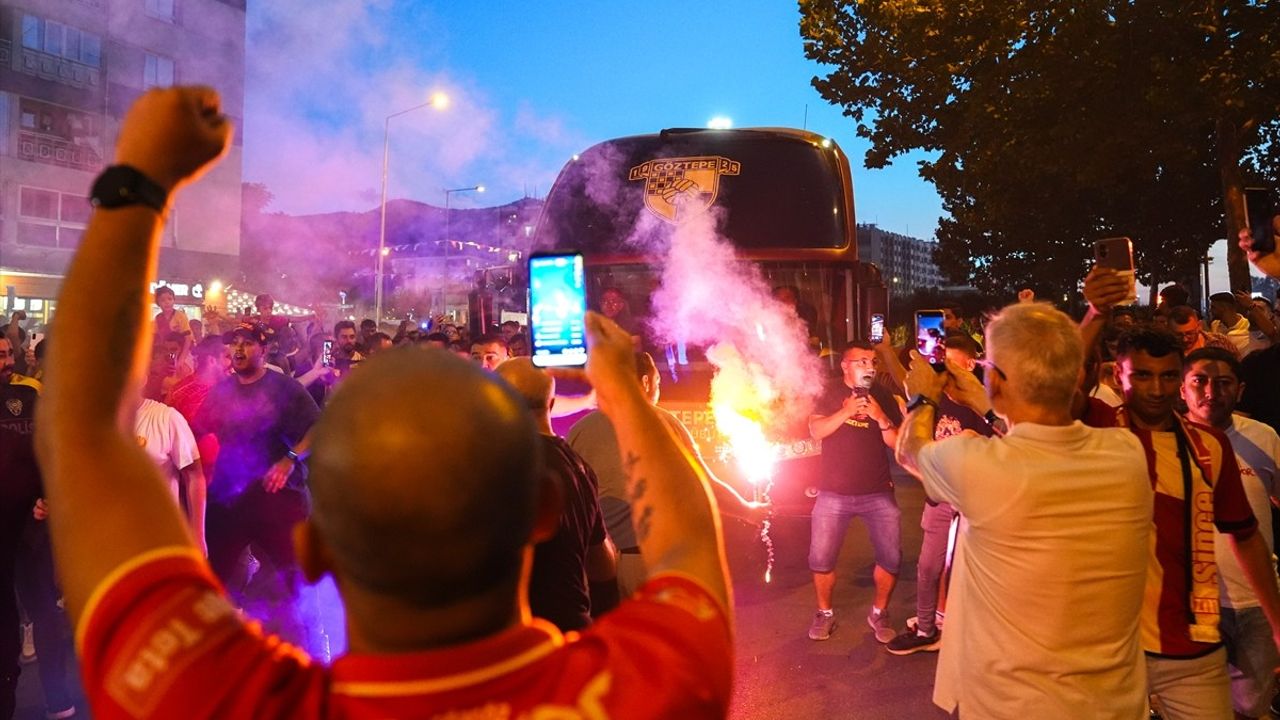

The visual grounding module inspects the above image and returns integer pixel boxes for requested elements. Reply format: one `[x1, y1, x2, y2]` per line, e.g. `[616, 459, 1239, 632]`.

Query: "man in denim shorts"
[806, 341, 903, 643]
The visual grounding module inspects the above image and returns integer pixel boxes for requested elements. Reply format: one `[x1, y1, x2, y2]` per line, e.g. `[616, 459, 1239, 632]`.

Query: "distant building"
[0, 0, 246, 325]
[856, 223, 950, 296]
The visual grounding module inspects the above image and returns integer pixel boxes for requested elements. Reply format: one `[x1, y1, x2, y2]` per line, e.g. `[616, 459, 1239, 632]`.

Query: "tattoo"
[630, 476, 648, 503]
[622, 451, 640, 480]
[635, 505, 654, 543]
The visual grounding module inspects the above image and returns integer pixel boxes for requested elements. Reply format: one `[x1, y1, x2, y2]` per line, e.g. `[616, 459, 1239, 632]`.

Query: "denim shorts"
[808, 490, 901, 574]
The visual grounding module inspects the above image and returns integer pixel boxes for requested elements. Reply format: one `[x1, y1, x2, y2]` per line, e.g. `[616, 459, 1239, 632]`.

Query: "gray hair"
[985, 302, 1083, 410]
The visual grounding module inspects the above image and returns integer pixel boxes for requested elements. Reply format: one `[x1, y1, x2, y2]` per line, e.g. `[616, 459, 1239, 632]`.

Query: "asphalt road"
[14, 470, 946, 720]
[726, 471, 950, 719]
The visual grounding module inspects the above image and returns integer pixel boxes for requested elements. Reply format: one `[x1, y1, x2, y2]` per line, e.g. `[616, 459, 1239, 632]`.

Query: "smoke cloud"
[642, 208, 824, 435]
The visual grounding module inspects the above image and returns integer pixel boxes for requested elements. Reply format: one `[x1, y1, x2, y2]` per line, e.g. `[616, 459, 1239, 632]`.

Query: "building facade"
[856, 223, 949, 296]
[0, 0, 245, 326]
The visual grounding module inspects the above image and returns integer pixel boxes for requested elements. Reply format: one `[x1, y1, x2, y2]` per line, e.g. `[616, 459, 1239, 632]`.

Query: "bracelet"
[286, 449, 301, 464]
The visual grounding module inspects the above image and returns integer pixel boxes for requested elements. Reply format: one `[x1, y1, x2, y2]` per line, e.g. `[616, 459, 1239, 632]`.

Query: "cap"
[221, 321, 272, 345]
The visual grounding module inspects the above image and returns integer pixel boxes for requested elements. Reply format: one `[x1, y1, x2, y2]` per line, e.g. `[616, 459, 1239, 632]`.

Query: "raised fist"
[114, 86, 234, 195]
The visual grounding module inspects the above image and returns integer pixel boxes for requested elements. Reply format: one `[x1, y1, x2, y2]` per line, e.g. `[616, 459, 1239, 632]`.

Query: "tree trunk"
[1217, 116, 1253, 293]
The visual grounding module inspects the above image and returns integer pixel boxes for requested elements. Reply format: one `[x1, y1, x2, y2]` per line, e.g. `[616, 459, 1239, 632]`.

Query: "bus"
[535, 127, 886, 514]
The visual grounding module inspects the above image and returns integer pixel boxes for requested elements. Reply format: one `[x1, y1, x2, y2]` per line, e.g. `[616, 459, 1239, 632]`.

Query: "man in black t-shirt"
[192, 322, 321, 654]
[496, 358, 616, 631]
[806, 341, 904, 644]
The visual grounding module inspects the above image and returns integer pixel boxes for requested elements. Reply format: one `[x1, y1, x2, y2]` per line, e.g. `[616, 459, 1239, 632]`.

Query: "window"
[17, 187, 90, 248]
[17, 224, 57, 247]
[145, 0, 175, 21]
[144, 54, 175, 89]
[19, 14, 102, 67]
[80, 33, 101, 67]
[21, 15, 41, 50]
[62, 27, 81, 61]
[19, 188, 58, 220]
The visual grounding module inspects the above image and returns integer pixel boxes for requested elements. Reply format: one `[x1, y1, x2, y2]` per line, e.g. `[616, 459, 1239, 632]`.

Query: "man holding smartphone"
[807, 341, 903, 643]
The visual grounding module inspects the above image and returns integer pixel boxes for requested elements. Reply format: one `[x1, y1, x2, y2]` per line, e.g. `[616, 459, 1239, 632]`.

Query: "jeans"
[808, 490, 901, 574]
[915, 501, 957, 633]
[15, 520, 76, 713]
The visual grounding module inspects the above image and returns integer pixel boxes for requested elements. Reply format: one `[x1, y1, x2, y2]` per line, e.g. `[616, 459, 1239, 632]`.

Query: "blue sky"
[241, 1, 944, 239]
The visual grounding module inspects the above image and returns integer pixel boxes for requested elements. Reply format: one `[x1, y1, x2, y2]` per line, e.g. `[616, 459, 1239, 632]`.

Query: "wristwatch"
[905, 394, 939, 413]
[285, 449, 301, 464]
[983, 409, 1000, 426]
[89, 165, 168, 212]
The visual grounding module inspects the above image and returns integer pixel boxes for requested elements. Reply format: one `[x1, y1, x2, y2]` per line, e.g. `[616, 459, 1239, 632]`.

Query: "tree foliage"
[801, 0, 1280, 297]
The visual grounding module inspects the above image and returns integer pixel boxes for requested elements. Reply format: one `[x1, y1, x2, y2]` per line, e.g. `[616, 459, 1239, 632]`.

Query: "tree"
[801, 0, 1280, 297]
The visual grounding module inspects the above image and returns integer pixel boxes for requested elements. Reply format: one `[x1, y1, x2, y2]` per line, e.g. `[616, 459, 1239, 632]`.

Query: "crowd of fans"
[3, 86, 1280, 719]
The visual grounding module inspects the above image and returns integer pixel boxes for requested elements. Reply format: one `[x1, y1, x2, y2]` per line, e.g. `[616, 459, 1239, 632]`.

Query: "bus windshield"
[536, 128, 852, 255]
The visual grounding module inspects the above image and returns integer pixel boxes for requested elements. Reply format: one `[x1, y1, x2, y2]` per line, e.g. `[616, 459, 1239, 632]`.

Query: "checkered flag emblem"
[629, 156, 741, 223]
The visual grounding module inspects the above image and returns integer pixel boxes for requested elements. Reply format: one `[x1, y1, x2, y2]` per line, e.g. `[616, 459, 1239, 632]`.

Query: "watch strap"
[90, 165, 169, 212]
[905, 394, 939, 413]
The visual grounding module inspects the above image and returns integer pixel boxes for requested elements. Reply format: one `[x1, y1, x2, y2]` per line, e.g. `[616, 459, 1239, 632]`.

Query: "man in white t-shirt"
[134, 397, 206, 553]
[1181, 346, 1280, 719]
[897, 302, 1153, 719]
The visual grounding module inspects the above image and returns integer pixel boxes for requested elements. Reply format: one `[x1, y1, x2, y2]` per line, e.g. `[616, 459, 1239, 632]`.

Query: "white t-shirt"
[917, 421, 1152, 720]
[134, 398, 200, 500]
[1090, 383, 1124, 408]
[1211, 315, 1252, 354]
[1216, 414, 1280, 609]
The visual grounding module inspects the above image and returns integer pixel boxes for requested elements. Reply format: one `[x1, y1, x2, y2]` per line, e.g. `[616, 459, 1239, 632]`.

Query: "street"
[727, 471, 947, 719]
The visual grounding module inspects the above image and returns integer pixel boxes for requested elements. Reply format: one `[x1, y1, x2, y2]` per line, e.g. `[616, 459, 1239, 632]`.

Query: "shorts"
[1221, 606, 1279, 718]
[808, 490, 901, 575]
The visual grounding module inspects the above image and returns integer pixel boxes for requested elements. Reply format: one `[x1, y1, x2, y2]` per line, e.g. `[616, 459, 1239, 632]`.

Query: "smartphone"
[321, 339, 334, 368]
[1245, 187, 1277, 256]
[1093, 237, 1137, 305]
[914, 310, 947, 373]
[528, 251, 588, 368]
[869, 313, 885, 344]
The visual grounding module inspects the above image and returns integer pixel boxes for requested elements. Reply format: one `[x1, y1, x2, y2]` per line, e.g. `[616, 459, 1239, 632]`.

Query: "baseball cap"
[221, 321, 272, 345]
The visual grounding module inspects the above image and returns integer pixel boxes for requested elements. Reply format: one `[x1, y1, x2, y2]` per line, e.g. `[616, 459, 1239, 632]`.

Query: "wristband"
[905, 394, 939, 413]
[89, 165, 169, 212]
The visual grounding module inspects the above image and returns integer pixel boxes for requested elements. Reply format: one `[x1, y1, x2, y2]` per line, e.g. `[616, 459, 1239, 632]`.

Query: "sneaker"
[20, 622, 35, 664]
[867, 609, 895, 643]
[886, 627, 941, 655]
[808, 610, 836, 641]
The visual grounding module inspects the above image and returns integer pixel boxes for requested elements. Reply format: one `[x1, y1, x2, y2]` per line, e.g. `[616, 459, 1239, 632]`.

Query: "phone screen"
[914, 310, 947, 371]
[528, 252, 588, 368]
[1246, 188, 1277, 255]
[1093, 237, 1137, 304]
[869, 313, 885, 344]
[322, 340, 334, 368]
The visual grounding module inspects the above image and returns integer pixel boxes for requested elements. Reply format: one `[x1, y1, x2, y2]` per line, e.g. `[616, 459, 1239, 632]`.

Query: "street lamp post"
[375, 92, 450, 326]
[442, 184, 484, 316]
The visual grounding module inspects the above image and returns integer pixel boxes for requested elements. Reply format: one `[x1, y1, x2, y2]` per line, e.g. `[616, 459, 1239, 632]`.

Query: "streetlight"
[442, 184, 484, 315]
[375, 91, 451, 325]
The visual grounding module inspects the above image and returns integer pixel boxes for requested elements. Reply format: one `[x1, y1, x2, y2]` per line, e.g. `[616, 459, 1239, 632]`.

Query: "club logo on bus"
[628, 156, 741, 223]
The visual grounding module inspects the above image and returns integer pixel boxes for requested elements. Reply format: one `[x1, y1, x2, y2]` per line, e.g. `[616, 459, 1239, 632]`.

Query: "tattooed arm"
[35, 87, 231, 624]
[555, 313, 732, 618]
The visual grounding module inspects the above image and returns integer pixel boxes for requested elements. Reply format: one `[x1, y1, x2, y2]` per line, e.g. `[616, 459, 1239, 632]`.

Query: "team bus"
[535, 127, 886, 514]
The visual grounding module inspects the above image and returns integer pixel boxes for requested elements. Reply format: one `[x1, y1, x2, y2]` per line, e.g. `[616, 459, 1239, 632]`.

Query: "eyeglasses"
[842, 357, 877, 368]
[977, 359, 1008, 381]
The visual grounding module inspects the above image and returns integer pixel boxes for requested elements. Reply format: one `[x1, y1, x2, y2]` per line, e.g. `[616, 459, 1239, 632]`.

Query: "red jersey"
[166, 375, 218, 471]
[1084, 408, 1255, 657]
[79, 549, 732, 719]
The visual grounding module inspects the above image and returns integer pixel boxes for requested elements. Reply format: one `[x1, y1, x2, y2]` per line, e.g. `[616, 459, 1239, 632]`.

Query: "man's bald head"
[307, 346, 541, 608]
